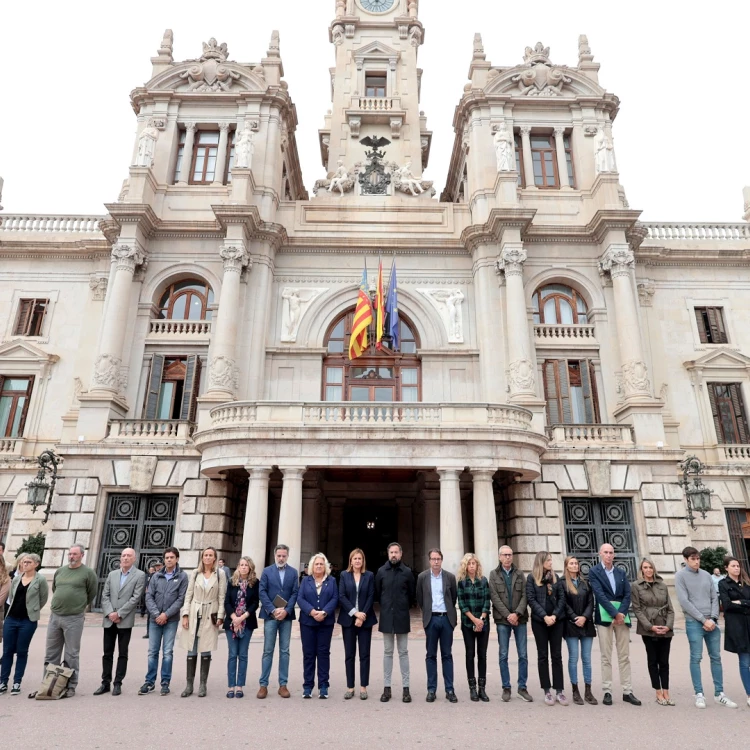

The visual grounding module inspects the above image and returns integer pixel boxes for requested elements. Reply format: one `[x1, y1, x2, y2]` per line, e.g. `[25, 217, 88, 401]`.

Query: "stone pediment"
[684, 347, 750, 371]
[0, 339, 58, 364]
[353, 40, 400, 69]
[146, 62, 268, 94]
[483, 65, 604, 99]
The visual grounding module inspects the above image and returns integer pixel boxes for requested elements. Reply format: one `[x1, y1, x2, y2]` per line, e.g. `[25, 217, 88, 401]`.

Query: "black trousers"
[461, 624, 489, 681]
[531, 619, 564, 691]
[342, 625, 372, 688]
[102, 626, 132, 685]
[641, 635, 671, 689]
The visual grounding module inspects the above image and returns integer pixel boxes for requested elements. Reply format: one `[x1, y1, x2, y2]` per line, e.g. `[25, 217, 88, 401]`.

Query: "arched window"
[157, 279, 214, 321]
[532, 284, 588, 325]
[323, 310, 421, 402]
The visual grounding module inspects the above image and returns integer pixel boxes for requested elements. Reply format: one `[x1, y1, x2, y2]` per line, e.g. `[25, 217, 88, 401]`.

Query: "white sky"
[1, 0, 748, 220]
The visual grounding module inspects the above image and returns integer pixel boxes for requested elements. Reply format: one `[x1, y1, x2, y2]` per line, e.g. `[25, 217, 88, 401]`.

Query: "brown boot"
[572, 684, 584, 705]
[257, 686, 268, 699]
[584, 684, 598, 705]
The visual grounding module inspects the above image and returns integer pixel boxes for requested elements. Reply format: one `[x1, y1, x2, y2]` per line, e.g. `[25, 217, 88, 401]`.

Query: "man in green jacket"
[42, 544, 98, 697]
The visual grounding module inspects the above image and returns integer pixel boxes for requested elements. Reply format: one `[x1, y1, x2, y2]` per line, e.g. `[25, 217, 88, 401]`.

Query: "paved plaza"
[1, 614, 748, 749]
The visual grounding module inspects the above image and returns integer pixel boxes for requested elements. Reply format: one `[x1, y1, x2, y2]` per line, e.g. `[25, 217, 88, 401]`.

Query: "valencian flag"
[385, 260, 399, 350]
[375, 257, 385, 350]
[349, 264, 373, 360]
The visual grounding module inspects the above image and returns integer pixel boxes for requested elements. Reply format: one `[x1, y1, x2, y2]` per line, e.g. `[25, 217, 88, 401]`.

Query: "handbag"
[33, 664, 74, 700]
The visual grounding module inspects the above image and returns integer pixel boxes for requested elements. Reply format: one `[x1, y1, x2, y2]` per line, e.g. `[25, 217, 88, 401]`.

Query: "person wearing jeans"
[675, 546, 737, 709]
[718, 556, 750, 707]
[224, 557, 259, 698]
[489, 545, 532, 703]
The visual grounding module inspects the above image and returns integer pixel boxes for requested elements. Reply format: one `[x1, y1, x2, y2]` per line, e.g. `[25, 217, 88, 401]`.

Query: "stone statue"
[419, 288, 465, 343]
[282, 289, 302, 337]
[134, 123, 159, 168]
[328, 160, 350, 196]
[594, 128, 617, 174]
[395, 162, 424, 196]
[234, 123, 255, 169]
[493, 122, 514, 172]
[280, 288, 327, 343]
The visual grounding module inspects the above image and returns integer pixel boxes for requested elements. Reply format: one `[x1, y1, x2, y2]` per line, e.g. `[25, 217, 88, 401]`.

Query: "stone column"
[554, 127, 570, 188]
[472, 469, 498, 572]
[497, 242, 536, 401]
[178, 122, 196, 185]
[437, 469, 464, 575]
[327, 498, 345, 570]
[276, 467, 306, 574]
[207, 242, 250, 398]
[473, 247, 505, 402]
[242, 467, 271, 564]
[301, 479, 321, 566]
[90, 243, 146, 393]
[213, 123, 230, 186]
[520, 126, 535, 189]
[246, 256, 272, 400]
[396, 498, 415, 570]
[599, 244, 651, 399]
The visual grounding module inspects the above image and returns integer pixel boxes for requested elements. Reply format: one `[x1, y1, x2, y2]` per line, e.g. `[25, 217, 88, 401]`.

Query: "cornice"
[635, 245, 750, 267]
[104, 203, 160, 238]
[0, 241, 110, 260]
[211, 204, 288, 251]
[460, 208, 537, 252]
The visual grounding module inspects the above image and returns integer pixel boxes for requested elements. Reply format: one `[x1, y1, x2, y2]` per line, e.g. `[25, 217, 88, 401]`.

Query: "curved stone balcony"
[194, 400, 548, 478]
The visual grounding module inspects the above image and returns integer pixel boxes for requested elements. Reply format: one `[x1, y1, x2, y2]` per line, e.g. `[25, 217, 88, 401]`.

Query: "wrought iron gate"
[563, 497, 639, 580]
[95, 494, 177, 608]
[0, 501, 13, 544]
[726, 508, 750, 574]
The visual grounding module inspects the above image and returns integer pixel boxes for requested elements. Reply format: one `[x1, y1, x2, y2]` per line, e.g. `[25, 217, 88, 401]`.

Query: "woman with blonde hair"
[223, 556, 259, 698]
[179, 547, 227, 697]
[297, 552, 339, 698]
[0, 556, 11, 638]
[526, 551, 567, 705]
[457, 552, 491, 702]
[561, 556, 597, 705]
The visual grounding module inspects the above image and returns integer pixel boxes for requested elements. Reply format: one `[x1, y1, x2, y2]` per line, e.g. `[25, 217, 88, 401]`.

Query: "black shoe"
[112, 684, 122, 696]
[138, 682, 155, 695]
[0, 683, 7, 695]
[402, 688, 412, 703]
[623, 693, 641, 706]
[93, 683, 110, 696]
[142, 634, 149, 639]
[446, 691, 458, 703]
[603, 692, 613, 705]
[160, 685, 170, 696]
[380, 687, 391, 703]
[426, 691, 436, 702]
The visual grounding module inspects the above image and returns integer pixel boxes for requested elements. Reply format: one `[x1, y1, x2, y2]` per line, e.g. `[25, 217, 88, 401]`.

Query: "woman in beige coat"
[179, 547, 227, 697]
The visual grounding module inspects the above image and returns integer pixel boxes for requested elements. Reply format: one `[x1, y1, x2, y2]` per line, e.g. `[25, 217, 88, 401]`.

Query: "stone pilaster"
[242, 467, 271, 564]
[472, 469, 498, 571]
[520, 126, 535, 189]
[177, 122, 196, 185]
[554, 127, 570, 188]
[437, 468, 463, 575]
[276, 467, 306, 573]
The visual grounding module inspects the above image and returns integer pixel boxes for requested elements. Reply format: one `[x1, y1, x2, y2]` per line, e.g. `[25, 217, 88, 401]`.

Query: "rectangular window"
[514, 135, 524, 188]
[564, 135, 576, 189]
[401, 368, 419, 403]
[191, 131, 219, 184]
[365, 73, 387, 97]
[14, 299, 48, 337]
[695, 307, 728, 344]
[708, 382, 749, 444]
[530, 135, 559, 188]
[144, 355, 200, 421]
[543, 359, 599, 425]
[173, 130, 186, 184]
[0, 376, 34, 438]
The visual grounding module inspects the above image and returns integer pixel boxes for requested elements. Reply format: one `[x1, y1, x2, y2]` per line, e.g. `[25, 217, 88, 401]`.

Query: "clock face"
[360, 0, 395, 13]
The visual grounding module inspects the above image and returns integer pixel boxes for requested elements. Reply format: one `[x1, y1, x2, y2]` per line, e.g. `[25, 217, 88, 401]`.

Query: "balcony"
[546, 424, 634, 447]
[0, 214, 105, 234]
[642, 223, 750, 241]
[721, 444, 750, 461]
[0, 437, 24, 455]
[146, 320, 212, 343]
[534, 324, 596, 344]
[106, 420, 195, 444]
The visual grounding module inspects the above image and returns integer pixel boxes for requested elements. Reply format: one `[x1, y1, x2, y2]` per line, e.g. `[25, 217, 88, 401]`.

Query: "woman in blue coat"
[297, 552, 339, 698]
[338, 548, 377, 700]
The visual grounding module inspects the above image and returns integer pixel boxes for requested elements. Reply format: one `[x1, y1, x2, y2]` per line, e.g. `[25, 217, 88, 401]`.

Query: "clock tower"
[318, 0, 431, 189]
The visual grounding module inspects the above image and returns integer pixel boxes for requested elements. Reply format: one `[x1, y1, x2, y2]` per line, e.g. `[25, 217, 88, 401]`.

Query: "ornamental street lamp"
[25, 449, 61, 524]
[678, 455, 712, 530]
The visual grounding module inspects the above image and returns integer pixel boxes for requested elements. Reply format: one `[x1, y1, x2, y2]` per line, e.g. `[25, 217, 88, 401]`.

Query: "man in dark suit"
[416, 548, 458, 703]
[588, 543, 641, 706]
[257, 544, 299, 699]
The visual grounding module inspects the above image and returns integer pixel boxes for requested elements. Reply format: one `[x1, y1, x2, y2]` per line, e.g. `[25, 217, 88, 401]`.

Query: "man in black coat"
[375, 542, 415, 703]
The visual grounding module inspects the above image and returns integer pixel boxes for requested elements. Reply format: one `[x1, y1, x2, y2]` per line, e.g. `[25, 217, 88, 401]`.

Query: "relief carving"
[418, 288, 465, 343]
[280, 288, 328, 343]
[512, 43, 572, 97]
[208, 355, 237, 392]
[508, 359, 536, 392]
[92, 353, 121, 390]
[179, 38, 240, 92]
[622, 359, 651, 397]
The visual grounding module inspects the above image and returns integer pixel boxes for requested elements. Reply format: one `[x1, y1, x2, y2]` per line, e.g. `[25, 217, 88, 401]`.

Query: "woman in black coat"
[223, 557, 259, 698]
[338, 548, 377, 700]
[718, 557, 750, 705]
[561, 556, 597, 706]
[526, 551, 567, 705]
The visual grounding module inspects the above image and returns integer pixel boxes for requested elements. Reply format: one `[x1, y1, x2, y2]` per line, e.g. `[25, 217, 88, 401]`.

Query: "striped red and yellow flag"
[349, 267, 373, 360]
[375, 257, 385, 350]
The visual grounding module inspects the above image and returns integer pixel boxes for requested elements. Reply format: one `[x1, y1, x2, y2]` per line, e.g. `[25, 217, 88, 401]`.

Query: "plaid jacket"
[457, 576, 491, 628]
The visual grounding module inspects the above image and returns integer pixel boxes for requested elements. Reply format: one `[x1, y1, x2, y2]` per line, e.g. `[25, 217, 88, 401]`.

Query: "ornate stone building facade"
[2, 0, 750, 600]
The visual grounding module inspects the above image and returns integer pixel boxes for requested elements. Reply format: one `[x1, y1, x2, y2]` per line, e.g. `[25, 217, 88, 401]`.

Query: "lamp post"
[25, 449, 61, 525]
[678, 455, 712, 531]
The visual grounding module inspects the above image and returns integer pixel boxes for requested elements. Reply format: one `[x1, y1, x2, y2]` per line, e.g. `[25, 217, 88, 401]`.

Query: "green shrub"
[699, 546, 730, 574]
[16, 532, 46, 560]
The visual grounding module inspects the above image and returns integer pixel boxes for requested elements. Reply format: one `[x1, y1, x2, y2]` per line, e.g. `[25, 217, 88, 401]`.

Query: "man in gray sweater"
[675, 546, 737, 709]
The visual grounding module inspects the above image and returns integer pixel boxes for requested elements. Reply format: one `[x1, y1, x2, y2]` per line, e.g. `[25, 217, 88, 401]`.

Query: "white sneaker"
[714, 693, 738, 708]
[695, 693, 706, 709]
[746, 695, 750, 708]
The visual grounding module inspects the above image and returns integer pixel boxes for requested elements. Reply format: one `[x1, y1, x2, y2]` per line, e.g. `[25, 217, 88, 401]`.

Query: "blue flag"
[385, 261, 399, 350]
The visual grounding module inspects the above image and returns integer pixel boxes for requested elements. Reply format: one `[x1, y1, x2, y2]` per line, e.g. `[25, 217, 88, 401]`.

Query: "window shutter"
[695, 308, 708, 344]
[707, 308, 728, 344]
[543, 360, 560, 424]
[144, 354, 165, 419]
[179, 355, 201, 421]
[707, 383, 724, 443]
[15, 376, 34, 437]
[580, 359, 596, 423]
[558, 360, 572, 423]
[14, 300, 33, 336]
[729, 383, 749, 444]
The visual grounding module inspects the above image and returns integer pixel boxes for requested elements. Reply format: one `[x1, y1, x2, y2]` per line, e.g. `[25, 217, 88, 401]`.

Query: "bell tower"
[318, 0, 431, 186]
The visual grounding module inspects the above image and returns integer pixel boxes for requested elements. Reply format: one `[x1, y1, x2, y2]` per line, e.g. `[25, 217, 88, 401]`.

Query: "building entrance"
[342, 502, 398, 573]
